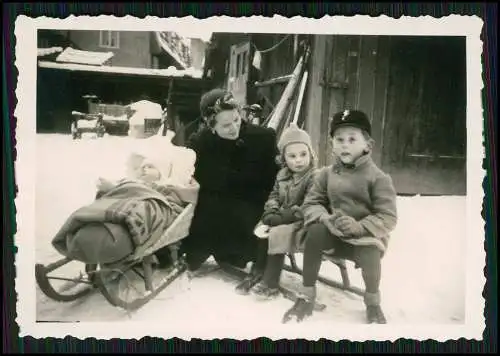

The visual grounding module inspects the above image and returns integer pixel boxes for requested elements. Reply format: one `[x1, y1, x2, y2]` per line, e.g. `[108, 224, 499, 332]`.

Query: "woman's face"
[212, 109, 242, 140]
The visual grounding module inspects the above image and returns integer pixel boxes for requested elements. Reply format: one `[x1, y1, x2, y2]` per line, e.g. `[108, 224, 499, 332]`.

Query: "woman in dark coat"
[183, 88, 279, 293]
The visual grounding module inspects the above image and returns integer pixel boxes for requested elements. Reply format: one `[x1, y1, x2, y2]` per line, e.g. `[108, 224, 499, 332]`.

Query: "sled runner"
[36, 132, 198, 311]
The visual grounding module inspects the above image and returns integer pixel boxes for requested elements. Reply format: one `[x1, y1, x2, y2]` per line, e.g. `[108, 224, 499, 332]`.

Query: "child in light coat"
[247, 123, 318, 299]
[282, 110, 398, 324]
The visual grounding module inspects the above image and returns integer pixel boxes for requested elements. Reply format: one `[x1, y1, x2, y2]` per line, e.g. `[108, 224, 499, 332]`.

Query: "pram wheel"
[94, 255, 188, 311]
[35, 258, 97, 302]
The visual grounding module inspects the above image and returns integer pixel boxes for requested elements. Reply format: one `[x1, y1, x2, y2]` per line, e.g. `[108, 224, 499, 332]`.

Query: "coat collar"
[332, 153, 372, 173]
[276, 166, 315, 184]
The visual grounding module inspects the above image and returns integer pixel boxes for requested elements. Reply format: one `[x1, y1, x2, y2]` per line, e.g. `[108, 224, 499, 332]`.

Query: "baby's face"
[139, 162, 162, 183]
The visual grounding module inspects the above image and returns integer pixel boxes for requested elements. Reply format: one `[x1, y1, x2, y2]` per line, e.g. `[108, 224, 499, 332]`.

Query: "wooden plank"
[356, 36, 378, 122]
[370, 36, 391, 167]
[344, 36, 361, 110]
[318, 35, 334, 167]
[325, 35, 350, 166]
[303, 35, 326, 165]
[254, 74, 292, 87]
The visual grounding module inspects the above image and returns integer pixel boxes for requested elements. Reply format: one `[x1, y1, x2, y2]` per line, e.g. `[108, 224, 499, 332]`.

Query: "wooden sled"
[35, 203, 195, 311]
[36, 135, 198, 312]
[283, 253, 365, 297]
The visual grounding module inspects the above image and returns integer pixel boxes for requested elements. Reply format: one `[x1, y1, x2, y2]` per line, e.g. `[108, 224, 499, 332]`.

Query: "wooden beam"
[303, 35, 326, 165]
[371, 36, 391, 168]
[254, 74, 292, 88]
[326, 35, 350, 166]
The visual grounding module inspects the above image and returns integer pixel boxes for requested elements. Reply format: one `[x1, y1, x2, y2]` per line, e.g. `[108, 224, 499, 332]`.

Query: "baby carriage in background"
[35, 124, 198, 311]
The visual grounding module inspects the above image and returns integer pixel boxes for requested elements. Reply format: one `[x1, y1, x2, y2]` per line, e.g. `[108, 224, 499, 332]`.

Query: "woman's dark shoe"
[366, 305, 387, 324]
[282, 298, 314, 323]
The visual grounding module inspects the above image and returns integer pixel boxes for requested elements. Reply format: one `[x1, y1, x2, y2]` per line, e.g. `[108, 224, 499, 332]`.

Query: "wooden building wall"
[36, 67, 210, 136]
[203, 33, 467, 196]
[304, 35, 466, 196]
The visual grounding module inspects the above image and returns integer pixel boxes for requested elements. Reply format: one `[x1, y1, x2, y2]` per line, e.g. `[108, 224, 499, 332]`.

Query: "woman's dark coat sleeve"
[187, 126, 279, 206]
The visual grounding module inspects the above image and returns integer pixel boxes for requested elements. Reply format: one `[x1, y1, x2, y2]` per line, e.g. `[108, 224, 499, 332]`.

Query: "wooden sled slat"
[137, 203, 195, 260]
[284, 254, 365, 297]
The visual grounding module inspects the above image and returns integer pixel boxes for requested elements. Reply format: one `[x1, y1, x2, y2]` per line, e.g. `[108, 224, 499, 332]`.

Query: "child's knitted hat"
[277, 123, 313, 154]
[329, 109, 372, 137]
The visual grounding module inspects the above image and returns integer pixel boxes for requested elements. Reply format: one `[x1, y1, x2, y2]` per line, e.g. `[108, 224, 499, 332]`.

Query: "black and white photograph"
[15, 15, 484, 341]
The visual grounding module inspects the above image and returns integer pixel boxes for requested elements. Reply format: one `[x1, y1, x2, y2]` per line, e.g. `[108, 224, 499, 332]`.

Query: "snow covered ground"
[34, 134, 466, 331]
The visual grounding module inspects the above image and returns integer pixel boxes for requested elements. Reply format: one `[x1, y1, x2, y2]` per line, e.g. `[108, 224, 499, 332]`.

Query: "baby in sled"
[51, 147, 198, 267]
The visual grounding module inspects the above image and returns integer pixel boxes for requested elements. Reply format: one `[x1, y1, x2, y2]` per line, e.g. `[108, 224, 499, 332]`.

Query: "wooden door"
[320, 35, 380, 167]
[312, 35, 466, 195]
[381, 36, 467, 195]
[227, 42, 250, 106]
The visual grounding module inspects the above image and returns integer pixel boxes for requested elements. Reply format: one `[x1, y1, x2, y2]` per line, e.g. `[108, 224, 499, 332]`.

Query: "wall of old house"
[202, 33, 467, 195]
[189, 38, 208, 70]
[304, 35, 466, 196]
[67, 30, 152, 68]
[37, 66, 210, 138]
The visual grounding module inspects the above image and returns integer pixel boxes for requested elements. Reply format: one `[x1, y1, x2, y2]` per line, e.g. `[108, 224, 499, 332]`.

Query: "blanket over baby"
[52, 180, 186, 265]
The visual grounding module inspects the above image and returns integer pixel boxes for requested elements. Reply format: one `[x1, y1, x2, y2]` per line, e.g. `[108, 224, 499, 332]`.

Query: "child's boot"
[235, 266, 263, 295]
[364, 291, 387, 324]
[282, 286, 315, 323]
[252, 281, 280, 301]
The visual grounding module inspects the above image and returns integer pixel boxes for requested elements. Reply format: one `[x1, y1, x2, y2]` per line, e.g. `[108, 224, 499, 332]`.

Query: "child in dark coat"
[282, 110, 398, 324]
[248, 123, 318, 299]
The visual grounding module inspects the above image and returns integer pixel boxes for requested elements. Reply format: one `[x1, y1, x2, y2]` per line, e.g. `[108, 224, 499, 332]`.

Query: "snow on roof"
[37, 60, 203, 79]
[154, 32, 188, 69]
[37, 47, 63, 57]
[56, 47, 114, 66]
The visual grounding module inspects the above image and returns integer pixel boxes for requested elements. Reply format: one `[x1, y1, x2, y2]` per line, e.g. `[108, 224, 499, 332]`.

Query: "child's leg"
[235, 238, 269, 294]
[353, 246, 386, 324]
[252, 253, 285, 299]
[302, 223, 337, 296]
[283, 223, 337, 323]
[252, 238, 270, 274]
[261, 253, 286, 288]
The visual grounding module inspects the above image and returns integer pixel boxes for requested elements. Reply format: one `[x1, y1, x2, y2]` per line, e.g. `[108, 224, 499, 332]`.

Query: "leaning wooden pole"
[266, 45, 311, 131]
[291, 71, 308, 127]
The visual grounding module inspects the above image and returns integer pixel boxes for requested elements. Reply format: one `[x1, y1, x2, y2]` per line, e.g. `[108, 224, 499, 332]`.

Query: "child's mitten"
[280, 208, 301, 224]
[334, 215, 366, 238]
[290, 205, 303, 218]
[262, 213, 284, 227]
[319, 212, 345, 237]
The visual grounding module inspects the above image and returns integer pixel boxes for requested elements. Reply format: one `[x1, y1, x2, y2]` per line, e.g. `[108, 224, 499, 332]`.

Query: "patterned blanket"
[52, 181, 185, 265]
